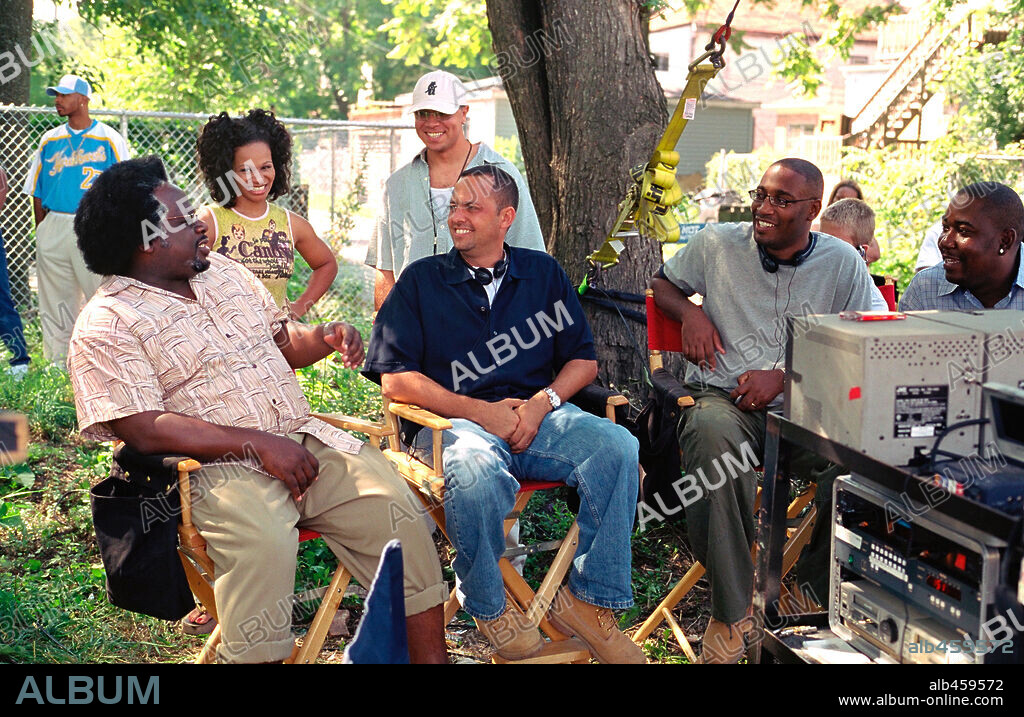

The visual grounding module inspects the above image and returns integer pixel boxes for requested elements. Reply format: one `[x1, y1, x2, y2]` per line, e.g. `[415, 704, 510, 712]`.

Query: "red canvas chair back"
[645, 293, 682, 354]
[878, 282, 897, 311]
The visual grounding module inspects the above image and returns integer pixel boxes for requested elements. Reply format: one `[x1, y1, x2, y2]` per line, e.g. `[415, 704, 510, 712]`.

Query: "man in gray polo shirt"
[650, 158, 874, 663]
[366, 70, 545, 310]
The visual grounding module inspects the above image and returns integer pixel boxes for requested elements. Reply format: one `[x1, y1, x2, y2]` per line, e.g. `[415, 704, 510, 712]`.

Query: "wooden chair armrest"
[312, 413, 394, 437]
[386, 402, 453, 431]
[568, 383, 630, 422]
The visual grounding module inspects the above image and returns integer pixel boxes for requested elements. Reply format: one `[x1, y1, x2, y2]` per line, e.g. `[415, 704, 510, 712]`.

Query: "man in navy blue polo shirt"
[363, 165, 644, 663]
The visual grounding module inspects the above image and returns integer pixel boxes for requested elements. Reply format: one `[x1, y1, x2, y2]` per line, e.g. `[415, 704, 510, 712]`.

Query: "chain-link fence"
[0, 105, 416, 334]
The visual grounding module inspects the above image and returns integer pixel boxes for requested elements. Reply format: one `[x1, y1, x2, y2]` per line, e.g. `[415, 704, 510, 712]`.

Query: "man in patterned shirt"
[900, 182, 1024, 311]
[68, 156, 447, 663]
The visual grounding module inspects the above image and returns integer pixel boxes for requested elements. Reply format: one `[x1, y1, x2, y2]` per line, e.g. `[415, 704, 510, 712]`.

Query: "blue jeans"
[411, 402, 639, 620]
[0, 228, 29, 367]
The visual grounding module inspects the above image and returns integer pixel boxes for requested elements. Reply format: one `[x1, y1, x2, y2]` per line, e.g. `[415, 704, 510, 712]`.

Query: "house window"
[786, 123, 816, 141]
[652, 53, 670, 71]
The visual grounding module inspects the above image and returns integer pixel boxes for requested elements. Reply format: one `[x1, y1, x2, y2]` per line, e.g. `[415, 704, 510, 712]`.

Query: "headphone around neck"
[757, 233, 818, 273]
[465, 249, 508, 286]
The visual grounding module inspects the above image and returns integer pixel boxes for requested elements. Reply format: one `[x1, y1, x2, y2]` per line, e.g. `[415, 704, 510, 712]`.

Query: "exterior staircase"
[844, 5, 977, 148]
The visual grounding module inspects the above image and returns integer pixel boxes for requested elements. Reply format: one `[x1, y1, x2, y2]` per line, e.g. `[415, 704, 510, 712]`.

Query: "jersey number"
[80, 167, 101, 190]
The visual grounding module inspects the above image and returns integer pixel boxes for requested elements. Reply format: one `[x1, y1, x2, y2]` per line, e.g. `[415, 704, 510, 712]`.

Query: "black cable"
[927, 418, 990, 475]
[579, 294, 646, 323]
[589, 287, 646, 305]
[582, 285, 653, 386]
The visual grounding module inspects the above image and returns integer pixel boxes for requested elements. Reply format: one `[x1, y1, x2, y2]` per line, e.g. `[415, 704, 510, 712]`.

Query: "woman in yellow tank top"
[196, 110, 337, 316]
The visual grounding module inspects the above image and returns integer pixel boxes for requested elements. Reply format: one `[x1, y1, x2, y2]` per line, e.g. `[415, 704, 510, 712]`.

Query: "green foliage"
[1, 433, 193, 663]
[944, 2, 1024, 148]
[0, 323, 78, 443]
[771, 1, 899, 97]
[382, 0, 493, 77]
[841, 136, 1024, 287]
[491, 135, 524, 175]
[35, 1, 429, 116]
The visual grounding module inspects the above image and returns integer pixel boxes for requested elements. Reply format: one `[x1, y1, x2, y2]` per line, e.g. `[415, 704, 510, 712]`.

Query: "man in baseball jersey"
[23, 74, 130, 361]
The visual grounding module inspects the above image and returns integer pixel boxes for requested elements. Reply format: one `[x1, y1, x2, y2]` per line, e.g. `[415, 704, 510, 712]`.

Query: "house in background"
[651, 0, 888, 182]
[651, 0, 988, 190]
[352, 0, 982, 194]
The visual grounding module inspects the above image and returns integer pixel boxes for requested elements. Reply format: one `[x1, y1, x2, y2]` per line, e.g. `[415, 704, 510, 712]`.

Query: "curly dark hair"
[196, 109, 292, 208]
[75, 156, 168, 276]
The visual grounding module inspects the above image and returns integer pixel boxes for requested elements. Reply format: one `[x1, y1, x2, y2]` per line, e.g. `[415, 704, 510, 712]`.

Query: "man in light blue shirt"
[365, 71, 544, 310]
[900, 182, 1024, 311]
[22, 74, 130, 360]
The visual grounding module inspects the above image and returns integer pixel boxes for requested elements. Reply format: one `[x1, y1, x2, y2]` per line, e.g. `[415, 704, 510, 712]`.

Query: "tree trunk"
[0, 0, 35, 310]
[487, 0, 667, 397]
[0, 0, 32, 105]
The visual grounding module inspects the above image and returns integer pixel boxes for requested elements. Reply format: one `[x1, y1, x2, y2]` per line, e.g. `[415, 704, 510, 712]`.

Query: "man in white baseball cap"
[23, 73, 130, 362]
[46, 74, 93, 99]
[366, 70, 545, 310]
[408, 70, 467, 115]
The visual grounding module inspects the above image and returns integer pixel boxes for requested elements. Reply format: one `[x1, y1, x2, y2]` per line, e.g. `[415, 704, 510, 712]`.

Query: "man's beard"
[192, 257, 211, 273]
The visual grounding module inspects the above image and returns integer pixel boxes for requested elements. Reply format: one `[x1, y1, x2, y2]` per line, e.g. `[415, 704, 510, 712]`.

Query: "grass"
[1, 259, 708, 664]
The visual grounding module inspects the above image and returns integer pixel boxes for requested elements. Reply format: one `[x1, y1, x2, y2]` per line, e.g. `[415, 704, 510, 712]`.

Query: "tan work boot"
[699, 617, 747, 664]
[475, 603, 544, 661]
[548, 587, 647, 664]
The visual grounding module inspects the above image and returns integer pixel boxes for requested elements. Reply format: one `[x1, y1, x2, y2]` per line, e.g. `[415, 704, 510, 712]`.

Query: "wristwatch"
[543, 387, 562, 410]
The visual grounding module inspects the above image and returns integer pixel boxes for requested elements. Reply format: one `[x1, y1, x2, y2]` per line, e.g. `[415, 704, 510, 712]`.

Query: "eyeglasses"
[414, 110, 455, 122]
[748, 189, 818, 208]
[165, 209, 198, 229]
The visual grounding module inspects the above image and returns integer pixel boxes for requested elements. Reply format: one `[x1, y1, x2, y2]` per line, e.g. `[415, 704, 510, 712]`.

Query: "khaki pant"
[189, 434, 446, 663]
[35, 212, 102, 361]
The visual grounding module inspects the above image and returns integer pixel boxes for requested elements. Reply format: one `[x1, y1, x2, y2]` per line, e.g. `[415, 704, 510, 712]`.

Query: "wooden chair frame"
[631, 484, 818, 660]
[331, 391, 628, 664]
[174, 457, 355, 664]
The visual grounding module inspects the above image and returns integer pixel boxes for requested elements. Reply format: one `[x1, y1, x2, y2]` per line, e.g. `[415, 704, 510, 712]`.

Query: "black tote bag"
[90, 473, 194, 621]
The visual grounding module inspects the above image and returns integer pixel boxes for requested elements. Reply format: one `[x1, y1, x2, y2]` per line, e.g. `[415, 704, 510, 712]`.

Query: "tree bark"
[0, 0, 35, 309]
[0, 0, 32, 105]
[487, 0, 667, 396]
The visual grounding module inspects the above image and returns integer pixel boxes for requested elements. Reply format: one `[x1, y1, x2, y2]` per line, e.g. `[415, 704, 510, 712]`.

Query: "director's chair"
[632, 290, 819, 660]
[335, 386, 628, 664]
[114, 445, 362, 664]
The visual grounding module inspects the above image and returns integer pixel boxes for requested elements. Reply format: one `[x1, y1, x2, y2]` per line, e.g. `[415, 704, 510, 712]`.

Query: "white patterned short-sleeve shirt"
[68, 253, 361, 466]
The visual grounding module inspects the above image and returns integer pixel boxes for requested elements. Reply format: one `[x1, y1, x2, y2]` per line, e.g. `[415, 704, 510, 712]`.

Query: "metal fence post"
[330, 130, 337, 230]
[389, 128, 397, 174]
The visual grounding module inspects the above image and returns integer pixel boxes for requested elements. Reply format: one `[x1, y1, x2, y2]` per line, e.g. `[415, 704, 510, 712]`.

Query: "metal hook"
[689, 35, 727, 71]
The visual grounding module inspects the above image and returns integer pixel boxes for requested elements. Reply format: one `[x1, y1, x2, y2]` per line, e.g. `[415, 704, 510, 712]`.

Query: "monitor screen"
[986, 383, 1024, 466]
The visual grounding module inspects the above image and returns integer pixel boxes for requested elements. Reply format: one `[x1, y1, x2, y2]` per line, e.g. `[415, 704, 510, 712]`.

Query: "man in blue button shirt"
[363, 165, 644, 663]
[901, 182, 1024, 311]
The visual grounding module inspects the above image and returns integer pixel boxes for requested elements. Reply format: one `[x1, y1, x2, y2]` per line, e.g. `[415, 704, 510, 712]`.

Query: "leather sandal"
[181, 606, 217, 636]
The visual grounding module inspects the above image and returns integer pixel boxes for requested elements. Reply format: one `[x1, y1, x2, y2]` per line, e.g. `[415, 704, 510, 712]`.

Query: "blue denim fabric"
[410, 402, 638, 620]
[0, 228, 29, 367]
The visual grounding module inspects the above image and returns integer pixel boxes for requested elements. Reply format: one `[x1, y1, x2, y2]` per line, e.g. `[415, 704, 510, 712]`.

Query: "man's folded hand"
[475, 398, 525, 443]
[323, 322, 364, 368]
[509, 395, 549, 453]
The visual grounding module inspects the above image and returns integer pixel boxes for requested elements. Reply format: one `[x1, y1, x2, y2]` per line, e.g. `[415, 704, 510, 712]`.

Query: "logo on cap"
[426, 82, 437, 96]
